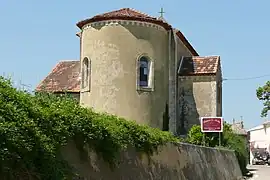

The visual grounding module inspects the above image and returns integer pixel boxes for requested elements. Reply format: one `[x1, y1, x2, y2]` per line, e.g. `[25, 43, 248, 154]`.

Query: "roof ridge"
[96, 8, 154, 18]
[77, 8, 199, 56]
[128, 8, 155, 18]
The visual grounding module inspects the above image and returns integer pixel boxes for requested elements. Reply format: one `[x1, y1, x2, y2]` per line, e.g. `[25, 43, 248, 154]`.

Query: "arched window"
[137, 56, 153, 91]
[82, 57, 90, 90]
[139, 57, 149, 87]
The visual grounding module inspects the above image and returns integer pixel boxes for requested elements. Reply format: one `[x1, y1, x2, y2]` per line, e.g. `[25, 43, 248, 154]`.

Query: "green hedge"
[186, 124, 248, 175]
[0, 76, 249, 178]
[0, 77, 178, 179]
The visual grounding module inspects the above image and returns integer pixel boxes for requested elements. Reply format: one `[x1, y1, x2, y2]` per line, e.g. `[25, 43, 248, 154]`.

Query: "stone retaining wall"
[62, 142, 242, 180]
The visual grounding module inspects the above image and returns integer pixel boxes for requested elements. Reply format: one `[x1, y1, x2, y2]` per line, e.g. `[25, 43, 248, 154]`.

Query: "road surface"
[247, 164, 270, 180]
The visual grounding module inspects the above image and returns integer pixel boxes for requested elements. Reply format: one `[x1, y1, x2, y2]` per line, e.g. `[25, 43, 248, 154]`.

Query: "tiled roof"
[179, 56, 220, 76]
[76, 8, 199, 56]
[77, 8, 167, 29]
[36, 61, 80, 93]
[91, 8, 154, 19]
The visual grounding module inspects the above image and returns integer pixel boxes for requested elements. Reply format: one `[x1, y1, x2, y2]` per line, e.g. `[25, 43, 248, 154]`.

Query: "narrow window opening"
[139, 56, 150, 87]
[82, 57, 90, 89]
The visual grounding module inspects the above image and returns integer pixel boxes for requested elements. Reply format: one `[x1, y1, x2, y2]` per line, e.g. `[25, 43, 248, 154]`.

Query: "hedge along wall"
[62, 141, 242, 180]
[0, 77, 177, 179]
[0, 77, 242, 180]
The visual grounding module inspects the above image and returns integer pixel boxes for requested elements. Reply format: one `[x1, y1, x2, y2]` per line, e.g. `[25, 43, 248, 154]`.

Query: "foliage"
[0, 77, 178, 179]
[186, 122, 232, 147]
[186, 123, 248, 175]
[223, 132, 248, 174]
[256, 81, 270, 117]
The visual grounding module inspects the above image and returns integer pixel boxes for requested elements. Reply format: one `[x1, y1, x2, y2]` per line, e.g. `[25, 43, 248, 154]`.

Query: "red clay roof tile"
[179, 56, 220, 76]
[94, 8, 154, 19]
[76, 8, 199, 56]
[36, 61, 80, 92]
[77, 8, 164, 28]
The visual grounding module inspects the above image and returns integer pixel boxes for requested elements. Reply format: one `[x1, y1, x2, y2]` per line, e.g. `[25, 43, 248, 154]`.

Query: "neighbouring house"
[248, 120, 270, 164]
[36, 8, 223, 136]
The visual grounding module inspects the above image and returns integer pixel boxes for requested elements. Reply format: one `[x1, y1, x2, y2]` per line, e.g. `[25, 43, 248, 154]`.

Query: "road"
[247, 164, 270, 180]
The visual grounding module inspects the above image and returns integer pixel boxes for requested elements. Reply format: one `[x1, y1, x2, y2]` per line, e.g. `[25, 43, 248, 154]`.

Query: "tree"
[256, 81, 270, 117]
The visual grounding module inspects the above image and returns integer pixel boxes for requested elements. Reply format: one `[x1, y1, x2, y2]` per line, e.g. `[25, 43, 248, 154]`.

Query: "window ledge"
[137, 86, 154, 92]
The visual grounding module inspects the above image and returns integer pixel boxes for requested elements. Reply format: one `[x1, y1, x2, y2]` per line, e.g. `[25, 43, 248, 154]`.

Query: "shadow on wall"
[177, 81, 200, 135]
[62, 141, 242, 180]
[162, 103, 169, 131]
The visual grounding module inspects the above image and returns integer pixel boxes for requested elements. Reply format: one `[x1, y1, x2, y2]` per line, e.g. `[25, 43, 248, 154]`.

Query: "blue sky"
[0, 1, 269, 129]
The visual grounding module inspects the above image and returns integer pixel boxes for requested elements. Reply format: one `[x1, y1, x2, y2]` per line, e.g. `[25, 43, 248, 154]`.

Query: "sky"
[0, 0, 269, 129]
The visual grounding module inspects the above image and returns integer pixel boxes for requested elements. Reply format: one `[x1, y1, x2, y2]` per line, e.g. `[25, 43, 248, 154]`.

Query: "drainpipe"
[173, 30, 178, 135]
[76, 31, 82, 103]
[168, 29, 177, 135]
[168, 29, 173, 134]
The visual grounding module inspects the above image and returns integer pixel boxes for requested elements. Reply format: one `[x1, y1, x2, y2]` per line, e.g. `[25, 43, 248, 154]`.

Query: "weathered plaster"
[80, 21, 169, 129]
[168, 35, 194, 135]
[177, 76, 220, 133]
[78, 19, 221, 134]
[62, 141, 242, 180]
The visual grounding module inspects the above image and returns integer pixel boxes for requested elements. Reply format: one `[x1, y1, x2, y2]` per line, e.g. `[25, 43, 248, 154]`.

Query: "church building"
[36, 8, 222, 135]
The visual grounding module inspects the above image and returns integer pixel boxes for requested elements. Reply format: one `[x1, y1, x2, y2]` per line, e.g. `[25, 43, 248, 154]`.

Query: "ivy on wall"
[0, 76, 249, 179]
[0, 77, 178, 179]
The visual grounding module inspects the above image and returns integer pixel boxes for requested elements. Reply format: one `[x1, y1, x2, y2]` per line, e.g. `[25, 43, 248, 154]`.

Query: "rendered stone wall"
[168, 31, 193, 135]
[177, 76, 218, 134]
[62, 142, 242, 180]
[79, 21, 169, 130]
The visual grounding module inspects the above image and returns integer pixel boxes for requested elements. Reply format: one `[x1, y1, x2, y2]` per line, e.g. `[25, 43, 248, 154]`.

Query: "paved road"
[247, 164, 270, 180]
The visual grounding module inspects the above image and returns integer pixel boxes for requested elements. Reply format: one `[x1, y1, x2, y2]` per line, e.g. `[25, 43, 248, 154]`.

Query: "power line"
[223, 73, 270, 81]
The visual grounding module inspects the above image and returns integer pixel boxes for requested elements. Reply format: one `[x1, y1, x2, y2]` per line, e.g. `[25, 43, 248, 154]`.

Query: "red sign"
[201, 117, 223, 132]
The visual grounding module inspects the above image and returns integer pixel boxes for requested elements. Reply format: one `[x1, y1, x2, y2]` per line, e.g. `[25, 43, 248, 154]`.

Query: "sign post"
[201, 117, 223, 147]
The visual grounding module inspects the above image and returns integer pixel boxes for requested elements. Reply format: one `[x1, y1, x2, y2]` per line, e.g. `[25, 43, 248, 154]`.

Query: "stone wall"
[62, 142, 242, 180]
[177, 75, 219, 134]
